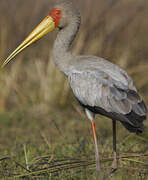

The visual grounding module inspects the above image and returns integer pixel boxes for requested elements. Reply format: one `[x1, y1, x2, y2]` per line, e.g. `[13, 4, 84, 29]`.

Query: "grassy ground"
[0, 105, 148, 179]
[0, 0, 148, 179]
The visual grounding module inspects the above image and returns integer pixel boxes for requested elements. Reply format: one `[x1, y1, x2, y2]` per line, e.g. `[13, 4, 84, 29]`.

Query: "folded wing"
[69, 68, 147, 133]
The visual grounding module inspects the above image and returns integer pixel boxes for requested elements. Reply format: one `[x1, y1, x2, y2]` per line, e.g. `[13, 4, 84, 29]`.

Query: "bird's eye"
[56, 11, 60, 15]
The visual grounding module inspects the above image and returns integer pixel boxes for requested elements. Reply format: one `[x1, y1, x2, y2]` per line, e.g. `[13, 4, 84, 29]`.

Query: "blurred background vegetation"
[0, 0, 148, 108]
[0, 0, 148, 179]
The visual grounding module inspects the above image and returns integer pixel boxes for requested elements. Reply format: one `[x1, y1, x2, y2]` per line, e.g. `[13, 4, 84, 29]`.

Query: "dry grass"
[1, 153, 148, 179]
[0, 0, 148, 108]
[0, 0, 148, 179]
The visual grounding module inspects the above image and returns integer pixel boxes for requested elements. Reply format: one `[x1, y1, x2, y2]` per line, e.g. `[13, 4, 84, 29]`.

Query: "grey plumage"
[68, 61, 147, 133]
[53, 1, 147, 134]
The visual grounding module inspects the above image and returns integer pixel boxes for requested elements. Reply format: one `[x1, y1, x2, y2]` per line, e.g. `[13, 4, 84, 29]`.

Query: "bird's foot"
[103, 160, 117, 180]
[95, 170, 104, 180]
[111, 158, 117, 171]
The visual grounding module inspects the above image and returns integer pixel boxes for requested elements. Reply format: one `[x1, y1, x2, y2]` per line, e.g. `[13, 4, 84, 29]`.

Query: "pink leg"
[91, 120, 101, 172]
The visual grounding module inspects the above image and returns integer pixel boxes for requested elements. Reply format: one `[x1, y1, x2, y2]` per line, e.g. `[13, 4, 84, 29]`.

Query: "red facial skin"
[49, 8, 62, 28]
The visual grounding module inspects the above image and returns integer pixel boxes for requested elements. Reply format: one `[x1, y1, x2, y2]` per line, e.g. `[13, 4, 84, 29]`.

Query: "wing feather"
[68, 57, 147, 133]
[69, 69, 147, 121]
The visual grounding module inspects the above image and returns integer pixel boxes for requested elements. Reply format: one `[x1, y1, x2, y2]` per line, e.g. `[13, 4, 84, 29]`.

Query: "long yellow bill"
[1, 16, 55, 68]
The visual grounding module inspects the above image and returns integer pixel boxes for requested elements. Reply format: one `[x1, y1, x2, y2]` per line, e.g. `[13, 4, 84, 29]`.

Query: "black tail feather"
[80, 102, 147, 134]
[121, 121, 145, 134]
[121, 110, 146, 134]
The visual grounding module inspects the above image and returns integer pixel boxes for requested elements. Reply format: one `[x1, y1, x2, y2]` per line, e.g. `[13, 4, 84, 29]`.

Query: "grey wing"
[69, 69, 147, 133]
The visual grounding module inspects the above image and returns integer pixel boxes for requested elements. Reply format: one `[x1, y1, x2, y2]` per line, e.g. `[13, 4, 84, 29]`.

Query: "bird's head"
[54, 0, 81, 30]
[1, 0, 80, 68]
